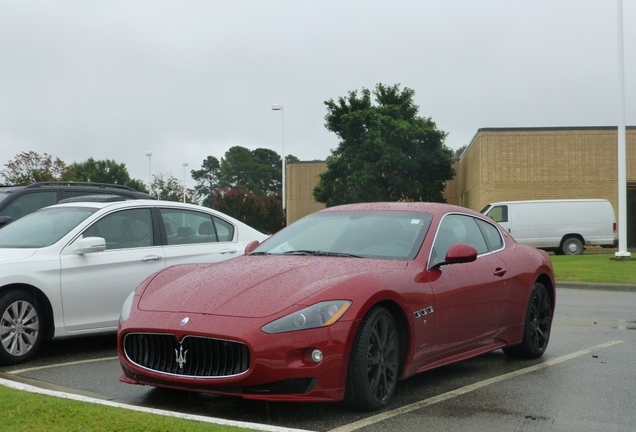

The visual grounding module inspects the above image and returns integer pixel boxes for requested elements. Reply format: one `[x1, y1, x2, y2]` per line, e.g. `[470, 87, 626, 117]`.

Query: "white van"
[481, 199, 617, 255]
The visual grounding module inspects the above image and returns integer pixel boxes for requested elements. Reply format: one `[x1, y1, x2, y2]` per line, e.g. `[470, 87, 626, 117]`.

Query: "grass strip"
[550, 253, 636, 284]
[0, 384, 253, 432]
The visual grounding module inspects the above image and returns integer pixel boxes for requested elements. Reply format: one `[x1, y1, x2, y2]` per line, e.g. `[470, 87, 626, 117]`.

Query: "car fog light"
[310, 349, 323, 363]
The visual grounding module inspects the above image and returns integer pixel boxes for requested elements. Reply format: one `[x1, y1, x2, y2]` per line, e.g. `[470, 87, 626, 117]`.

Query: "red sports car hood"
[138, 255, 406, 318]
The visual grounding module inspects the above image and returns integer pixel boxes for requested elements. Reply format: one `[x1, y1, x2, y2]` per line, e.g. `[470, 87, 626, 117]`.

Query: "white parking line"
[0, 376, 316, 432]
[328, 340, 623, 432]
[7, 356, 119, 374]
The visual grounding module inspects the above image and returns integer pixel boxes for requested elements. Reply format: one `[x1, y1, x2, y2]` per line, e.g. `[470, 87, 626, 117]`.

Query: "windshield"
[0, 206, 97, 248]
[252, 211, 432, 261]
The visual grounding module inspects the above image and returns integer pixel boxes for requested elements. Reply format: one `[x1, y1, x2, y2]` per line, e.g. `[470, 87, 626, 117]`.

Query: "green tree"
[151, 173, 196, 203]
[1, 151, 71, 185]
[217, 146, 297, 196]
[209, 186, 284, 234]
[191, 156, 221, 206]
[68, 158, 148, 193]
[313, 84, 455, 207]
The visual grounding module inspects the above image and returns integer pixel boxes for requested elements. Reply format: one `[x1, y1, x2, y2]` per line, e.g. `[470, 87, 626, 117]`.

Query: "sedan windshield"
[253, 211, 432, 261]
[0, 206, 97, 248]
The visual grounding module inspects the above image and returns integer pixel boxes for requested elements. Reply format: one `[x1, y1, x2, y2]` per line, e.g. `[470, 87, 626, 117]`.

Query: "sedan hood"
[138, 256, 405, 318]
[0, 248, 38, 264]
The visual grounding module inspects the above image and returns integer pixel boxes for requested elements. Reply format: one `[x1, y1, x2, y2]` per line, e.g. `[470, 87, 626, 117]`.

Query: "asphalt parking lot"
[1, 286, 636, 432]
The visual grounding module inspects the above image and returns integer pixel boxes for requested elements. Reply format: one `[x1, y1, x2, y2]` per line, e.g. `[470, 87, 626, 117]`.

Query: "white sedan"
[0, 199, 267, 365]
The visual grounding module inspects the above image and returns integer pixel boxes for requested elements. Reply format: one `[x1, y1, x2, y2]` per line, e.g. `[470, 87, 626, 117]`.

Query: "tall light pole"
[271, 104, 285, 211]
[182, 162, 189, 203]
[145, 151, 152, 197]
[615, 0, 630, 258]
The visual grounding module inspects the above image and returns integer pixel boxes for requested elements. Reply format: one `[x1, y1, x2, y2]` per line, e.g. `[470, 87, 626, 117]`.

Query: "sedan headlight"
[120, 291, 136, 322]
[261, 300, 351, 334]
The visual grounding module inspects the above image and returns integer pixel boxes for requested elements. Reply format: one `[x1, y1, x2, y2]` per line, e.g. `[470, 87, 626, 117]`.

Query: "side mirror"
[445, 243, 478, 264]
[74, 237, 107, 255]
[244, 240, 260, 254]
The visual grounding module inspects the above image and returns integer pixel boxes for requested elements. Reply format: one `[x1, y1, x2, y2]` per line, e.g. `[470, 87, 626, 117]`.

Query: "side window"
[432, 214, 489, 262]
[83, 208, 153, 250]
[213, 216, 235, 242]
[159, 208, 234, 245]
[486, 205, 508, 223]
[0, 191, 57, 220]
[476, 218, 504, 251]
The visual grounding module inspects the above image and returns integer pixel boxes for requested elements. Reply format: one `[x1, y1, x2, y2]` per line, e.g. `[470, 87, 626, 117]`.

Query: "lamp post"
[271, 104, 285, 211]
[145, 151, 152, 197]
[182, 162, 189, 203]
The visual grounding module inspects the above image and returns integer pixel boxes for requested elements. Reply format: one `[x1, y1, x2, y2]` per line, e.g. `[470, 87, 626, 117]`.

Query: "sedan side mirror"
[74, 237, 107, 255]
[445, 243, 478, 264]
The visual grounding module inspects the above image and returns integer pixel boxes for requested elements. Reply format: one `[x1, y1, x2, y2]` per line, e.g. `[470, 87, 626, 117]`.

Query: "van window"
[486, 205, 508, 223]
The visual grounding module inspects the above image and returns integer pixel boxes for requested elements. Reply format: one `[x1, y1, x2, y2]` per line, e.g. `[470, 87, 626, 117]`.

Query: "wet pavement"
[1, 287, 635, 431]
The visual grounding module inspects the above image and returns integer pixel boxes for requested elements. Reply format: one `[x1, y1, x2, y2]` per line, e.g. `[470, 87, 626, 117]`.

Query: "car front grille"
[123, 333, 250, 378]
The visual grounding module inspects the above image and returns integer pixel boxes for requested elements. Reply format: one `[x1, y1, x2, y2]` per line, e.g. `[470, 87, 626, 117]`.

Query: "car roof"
[48, 199, 215, 212]
[319, 202, 482, 217]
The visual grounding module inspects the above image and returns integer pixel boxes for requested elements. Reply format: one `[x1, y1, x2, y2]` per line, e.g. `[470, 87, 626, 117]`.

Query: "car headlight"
[261, 300, 352, 334]
[120, 291, 136, 322]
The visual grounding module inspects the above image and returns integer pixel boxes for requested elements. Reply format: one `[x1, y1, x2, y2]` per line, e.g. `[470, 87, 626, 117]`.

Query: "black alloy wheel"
[503, 282, 552, 359]
[345, 306, 400, 410]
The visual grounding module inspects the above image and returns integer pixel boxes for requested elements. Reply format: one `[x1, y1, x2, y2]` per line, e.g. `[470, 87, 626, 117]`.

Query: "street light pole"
[271, 104, 285, 211]
[182, 162, 189, 203]
[145, 151, 152, 197]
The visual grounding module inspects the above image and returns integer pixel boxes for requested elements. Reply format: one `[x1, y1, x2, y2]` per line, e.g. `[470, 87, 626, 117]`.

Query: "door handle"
[494, 267, 507, 277]
[220, 249, 238, 255]
[142, 255, 162, 262]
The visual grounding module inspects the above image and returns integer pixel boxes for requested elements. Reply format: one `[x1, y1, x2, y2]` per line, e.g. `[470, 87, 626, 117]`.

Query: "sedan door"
[59, 208, 165, 331]
[157, 207, 243, 266]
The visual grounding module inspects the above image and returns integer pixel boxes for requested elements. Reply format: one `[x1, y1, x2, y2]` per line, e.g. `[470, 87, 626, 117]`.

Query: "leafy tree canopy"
[0, 151, 71, 185]
[313, 83, 455, 207]
[190, 156, 221, 206]
[151, 173, 196, 203]
[210, 186, 284, 234]
[68, 158, 147, 192]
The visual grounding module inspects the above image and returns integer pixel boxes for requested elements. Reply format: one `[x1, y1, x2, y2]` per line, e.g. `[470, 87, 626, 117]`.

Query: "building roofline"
[477, 126, 636, 133]
[459, 125, 636, 161]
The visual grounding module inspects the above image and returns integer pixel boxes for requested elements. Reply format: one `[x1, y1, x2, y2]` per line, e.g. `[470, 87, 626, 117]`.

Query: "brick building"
[285, 126, 636, 245]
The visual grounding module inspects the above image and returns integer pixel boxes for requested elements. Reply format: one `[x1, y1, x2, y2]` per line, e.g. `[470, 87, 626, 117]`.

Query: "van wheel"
[560, 237, 583, 255]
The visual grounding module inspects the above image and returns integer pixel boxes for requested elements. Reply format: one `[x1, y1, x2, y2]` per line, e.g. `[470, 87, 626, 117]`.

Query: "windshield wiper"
[282, 250, 361, 258]
[248, 251, 270, 255]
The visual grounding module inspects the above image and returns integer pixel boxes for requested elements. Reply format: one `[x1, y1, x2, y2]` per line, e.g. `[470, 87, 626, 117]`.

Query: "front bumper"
[117, 310, 354, 402]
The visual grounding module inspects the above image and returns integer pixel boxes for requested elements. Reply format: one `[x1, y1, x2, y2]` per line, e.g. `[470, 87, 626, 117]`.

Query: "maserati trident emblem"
[175, 344, 188, 369]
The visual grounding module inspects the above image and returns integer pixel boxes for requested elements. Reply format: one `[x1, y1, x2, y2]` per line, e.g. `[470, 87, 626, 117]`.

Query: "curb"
[556, 281, 636, 293]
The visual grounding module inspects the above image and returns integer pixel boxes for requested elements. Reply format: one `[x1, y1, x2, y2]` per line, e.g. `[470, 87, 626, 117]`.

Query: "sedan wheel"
[0, 291, 42, 365]
[345, 306, 399, 410]
[503, 282, 552, 359]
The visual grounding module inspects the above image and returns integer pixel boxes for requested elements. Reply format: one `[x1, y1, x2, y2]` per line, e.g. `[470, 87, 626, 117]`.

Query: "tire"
[560, 236, 584, 255]
[0, 290, 43, 365]
[345, 306, 399, 410]
[503, 282, 552, 359]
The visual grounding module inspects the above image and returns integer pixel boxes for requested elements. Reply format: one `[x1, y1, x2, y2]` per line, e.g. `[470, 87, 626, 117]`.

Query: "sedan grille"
[124, 333, 250, 378]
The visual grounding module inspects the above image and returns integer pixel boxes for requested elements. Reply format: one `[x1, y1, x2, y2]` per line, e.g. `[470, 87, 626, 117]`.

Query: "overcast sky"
[1, 0, 634, 189]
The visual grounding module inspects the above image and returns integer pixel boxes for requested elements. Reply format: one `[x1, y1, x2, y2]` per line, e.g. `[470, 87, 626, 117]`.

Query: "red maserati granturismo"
[117, 202, 555, 410]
